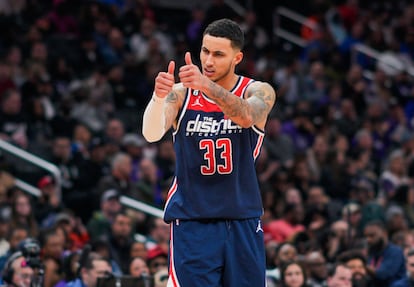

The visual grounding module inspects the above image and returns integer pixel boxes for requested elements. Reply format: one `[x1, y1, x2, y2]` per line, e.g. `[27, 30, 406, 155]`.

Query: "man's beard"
[352, 275, 369, 287]
[368, 238, 385, 254]
[207, 64, 232, 84]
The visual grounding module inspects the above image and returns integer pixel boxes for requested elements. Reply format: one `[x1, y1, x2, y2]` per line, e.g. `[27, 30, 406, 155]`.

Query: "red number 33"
[199, 138, 233, 175]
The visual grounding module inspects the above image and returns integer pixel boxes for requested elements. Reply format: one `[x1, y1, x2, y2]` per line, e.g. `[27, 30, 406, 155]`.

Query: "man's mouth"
[204, 68, 215, 77]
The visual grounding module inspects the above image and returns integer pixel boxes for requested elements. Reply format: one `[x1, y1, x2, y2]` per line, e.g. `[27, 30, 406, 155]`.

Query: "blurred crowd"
[1, 0, 414, 286]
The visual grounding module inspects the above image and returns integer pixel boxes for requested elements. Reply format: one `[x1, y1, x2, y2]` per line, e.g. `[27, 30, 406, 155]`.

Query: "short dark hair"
[364, 219, 386, 231]
[328, 262, 350, 278]
[83, 252, 107, 270]
[337, 249, 367, 265]
[203, 18, 244, 50]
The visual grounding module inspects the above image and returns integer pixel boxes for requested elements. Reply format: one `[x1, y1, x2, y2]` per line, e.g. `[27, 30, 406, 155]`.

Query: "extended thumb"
[185, 52, 193, 65]
[167, 61, 175, 75]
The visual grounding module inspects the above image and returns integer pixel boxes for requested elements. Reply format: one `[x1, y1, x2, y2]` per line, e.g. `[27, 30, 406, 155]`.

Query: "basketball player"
[142, 18, 276, 287]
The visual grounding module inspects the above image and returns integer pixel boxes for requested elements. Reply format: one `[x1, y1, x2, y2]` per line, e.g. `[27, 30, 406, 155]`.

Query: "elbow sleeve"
[142, 93, 167, 142]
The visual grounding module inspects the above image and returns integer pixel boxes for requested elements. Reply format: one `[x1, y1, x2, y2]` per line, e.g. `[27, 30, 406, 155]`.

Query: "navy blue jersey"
[164, 76, 265, 222]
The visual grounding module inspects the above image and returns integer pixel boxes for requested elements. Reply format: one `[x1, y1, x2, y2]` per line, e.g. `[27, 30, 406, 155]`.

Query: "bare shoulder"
[246, 81, 276, 99]
[245, 81, 276, 113]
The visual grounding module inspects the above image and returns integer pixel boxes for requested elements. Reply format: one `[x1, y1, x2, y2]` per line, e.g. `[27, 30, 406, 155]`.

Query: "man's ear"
[234, 51, 243, 65]
[80, 267, 87, 280]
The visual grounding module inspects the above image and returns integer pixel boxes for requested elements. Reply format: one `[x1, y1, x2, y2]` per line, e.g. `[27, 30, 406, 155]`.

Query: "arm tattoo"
[206, 81, 276, 127]
[164, 90, 184, 129]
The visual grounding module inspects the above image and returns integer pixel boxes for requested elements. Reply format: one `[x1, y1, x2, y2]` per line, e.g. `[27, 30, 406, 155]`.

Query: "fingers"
[155, 62, 176, 97]
[185, 52, 193, 65]
[167, 60, 175, 75]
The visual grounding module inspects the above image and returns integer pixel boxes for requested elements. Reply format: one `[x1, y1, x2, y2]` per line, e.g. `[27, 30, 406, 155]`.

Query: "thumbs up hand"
[179, 52, 205, 90]
[154, 60, 175, 98]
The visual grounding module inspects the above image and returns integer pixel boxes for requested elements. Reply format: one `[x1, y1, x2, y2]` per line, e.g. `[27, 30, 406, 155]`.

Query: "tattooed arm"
[204, 80, 276, 130]
[164, 86, 186, 130]
[178, 53, 276, 130]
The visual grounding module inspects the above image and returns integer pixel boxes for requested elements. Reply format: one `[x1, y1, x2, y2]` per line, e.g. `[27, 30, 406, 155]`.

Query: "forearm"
[203, 81, 256, 128]
[202, 79, 274, 129]
[142, 93, 167, 142]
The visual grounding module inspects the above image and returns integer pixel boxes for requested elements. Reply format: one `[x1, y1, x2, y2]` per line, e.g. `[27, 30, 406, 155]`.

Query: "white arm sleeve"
[142, 93, 167, 142]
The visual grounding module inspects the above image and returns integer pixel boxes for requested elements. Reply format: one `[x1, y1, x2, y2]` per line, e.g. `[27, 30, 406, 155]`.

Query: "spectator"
[379, 149, 410, 202]
[146, 245, 168, 276]
[264, 116, 295, 169]
[385, 205, 409, 238]
[54, 251, 80, 287]
[324, 220, 352, 262]
[282, 107, 316, 155]
[136, 158, 162, 206]
[391, 248, 414, 287]
[77, 136, 110, 191]
[279, 261, 309, 287]
[186, 6, 205, 55]
[273, 55, 302, 107]
[334, 98, 360, 143]
[2, 251, 35, 287]
[337, 249, 375, 287]
[100, 28, 131, 65]
[128, 256, 149, 277]
[364, 220, 406, 286]
[145, 217, 169, 253]
[90, 239, 122, 276]
[34, 175, 63, 226]
[266, 203, 305, 243]
[326, 263, 353, 287]
[49, 97, 78, 138]
[105, 118, 125, 145]
[303, 61, 327, 105]
[0, 61, 16, 98]
[154, 138, 175, 182]
[87, 189, 122, 241]
[266, 242, 299, 285]
[391, 185, 414, 228]
[129, 18, 173, 64]
[307, 185, 342, 223]
[49, 136, 86, 218]
[71, 67, 114, 134]
[304, 250, 328, 287]
[39, 227, 66, 287]
[46, 0, 78, 36]
[0, 225, 29, 272]
[5, 46, 24, 88]
[103, 211, 134, 274]
[240, 10, 269, 51]
[71, 123, 92, 159]
[341, 202, 362, 238]
[66, 252, 112, 287]
[54, 212, 90, 251]
[0, 205, 11, 257]
[0, 89, 28, 149]
[76, 34, 103, 77]
[306, 134, 329, 182]
[10, 193, 38, 238]
[97, 152, 141, 199]
[104, 118, 125, 160]
[121, 133, 145, 183]
[129, 240, 147, 262]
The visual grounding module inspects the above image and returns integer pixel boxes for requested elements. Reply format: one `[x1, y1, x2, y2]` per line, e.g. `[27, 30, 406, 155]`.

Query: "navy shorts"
[167, 218, 265, 287]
